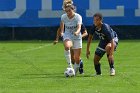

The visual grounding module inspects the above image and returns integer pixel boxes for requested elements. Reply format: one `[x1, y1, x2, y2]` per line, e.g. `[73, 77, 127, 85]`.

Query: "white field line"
[15, 43, 53, 53]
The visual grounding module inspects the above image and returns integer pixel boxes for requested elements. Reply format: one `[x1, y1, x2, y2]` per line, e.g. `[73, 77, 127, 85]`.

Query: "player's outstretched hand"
[53, 40, 58, 45]
[86, 50, 90, 59]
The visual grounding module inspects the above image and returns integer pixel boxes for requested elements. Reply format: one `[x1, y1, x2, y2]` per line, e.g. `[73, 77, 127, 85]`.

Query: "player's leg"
[105, 43, 116, 76]
[94, 47, 106, 75]
[71, 48, 84, 74]
[72, 39, 82, 74]
[94, 54, 102, 75]
[63, 39, 73, 68]
[70, 48, 75, 64]
[73, 48, 81, 74]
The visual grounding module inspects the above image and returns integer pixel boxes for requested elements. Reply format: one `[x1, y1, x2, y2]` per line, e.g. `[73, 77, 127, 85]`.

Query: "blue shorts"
[95, 40, 118, 57]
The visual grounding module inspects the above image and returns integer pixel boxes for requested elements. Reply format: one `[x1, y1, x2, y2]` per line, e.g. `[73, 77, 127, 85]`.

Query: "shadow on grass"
[10, 73, 98, 79]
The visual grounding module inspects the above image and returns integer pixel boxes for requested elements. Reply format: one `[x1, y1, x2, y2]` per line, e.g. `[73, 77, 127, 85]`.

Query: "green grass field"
[0, 40, 139, 93]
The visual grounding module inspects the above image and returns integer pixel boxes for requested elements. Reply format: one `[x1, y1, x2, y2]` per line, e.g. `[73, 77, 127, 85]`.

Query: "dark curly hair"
[93, 13, 103, 20]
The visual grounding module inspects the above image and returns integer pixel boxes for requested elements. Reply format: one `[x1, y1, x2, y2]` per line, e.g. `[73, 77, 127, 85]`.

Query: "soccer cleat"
[110, 68, 115, 76]
[79, 59, 84, 74]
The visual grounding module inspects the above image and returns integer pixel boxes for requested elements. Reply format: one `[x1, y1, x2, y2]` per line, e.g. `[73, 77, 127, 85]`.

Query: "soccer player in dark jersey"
[54, 24, 88, 74]
[86, 13, 118, 76]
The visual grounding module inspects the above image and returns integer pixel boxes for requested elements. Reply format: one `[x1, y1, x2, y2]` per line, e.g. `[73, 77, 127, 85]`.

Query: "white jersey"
[61, 13, 82, 40]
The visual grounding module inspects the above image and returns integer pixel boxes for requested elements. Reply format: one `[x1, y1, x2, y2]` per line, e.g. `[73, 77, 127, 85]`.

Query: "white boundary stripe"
[97, 47, 106, 52]
[15, 43, 52, 53]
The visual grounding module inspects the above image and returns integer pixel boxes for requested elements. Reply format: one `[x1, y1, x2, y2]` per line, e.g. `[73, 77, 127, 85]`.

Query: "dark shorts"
[95, 40, 118, 57]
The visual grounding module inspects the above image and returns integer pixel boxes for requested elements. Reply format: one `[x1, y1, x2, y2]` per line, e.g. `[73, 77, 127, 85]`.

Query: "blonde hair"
[62, 0, 74, 10]
[63, 0, 73, 4]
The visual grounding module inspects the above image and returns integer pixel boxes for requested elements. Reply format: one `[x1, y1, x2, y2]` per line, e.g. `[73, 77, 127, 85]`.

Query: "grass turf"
[0, 40, 139, 93]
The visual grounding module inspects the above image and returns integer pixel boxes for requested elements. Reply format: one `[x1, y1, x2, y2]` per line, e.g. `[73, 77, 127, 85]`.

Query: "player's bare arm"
[82, 29, 88, 38]
[86, 34, 93, 59]
[53, 21, 64, 45]
[109, 39, 115, 59]
[60, 21, 64, 36]
[74, 24, 81, 36]
[53, 27, 61, 45]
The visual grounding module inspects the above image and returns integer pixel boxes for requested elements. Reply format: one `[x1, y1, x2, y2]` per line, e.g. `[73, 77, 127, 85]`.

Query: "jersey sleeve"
[104, 25, 114, 41]
[61, 14, 65, 23]
[76, 14, 82, 24]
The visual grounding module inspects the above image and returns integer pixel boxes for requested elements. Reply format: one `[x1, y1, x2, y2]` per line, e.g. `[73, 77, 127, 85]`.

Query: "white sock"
[64, 50, 72, 68]
[74, 63, 80, 74]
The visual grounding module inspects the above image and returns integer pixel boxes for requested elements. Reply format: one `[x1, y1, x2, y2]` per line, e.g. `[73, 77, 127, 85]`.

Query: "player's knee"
[64, 40, 72, 49]
[105, 46, 111, 54]
[105, 43, 111, 49]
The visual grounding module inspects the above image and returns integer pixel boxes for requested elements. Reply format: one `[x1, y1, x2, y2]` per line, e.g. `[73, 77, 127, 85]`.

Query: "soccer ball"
[64, 67, 75, 77]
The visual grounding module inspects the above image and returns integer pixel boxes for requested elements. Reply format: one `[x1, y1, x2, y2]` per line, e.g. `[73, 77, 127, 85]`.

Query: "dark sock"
[109, 60, 114, 68]
[94, 63, 101, 75]
[107, 55, 114, 69]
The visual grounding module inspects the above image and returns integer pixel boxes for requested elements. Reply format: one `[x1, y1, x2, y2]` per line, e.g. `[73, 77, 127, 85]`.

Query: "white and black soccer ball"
[64, 67, 75, 77]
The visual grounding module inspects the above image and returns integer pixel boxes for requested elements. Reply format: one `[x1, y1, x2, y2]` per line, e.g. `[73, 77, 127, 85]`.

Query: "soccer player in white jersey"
[54, 24, 88, 74]
[59, 3, 83, 74]
[54, 0, 87, 74]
